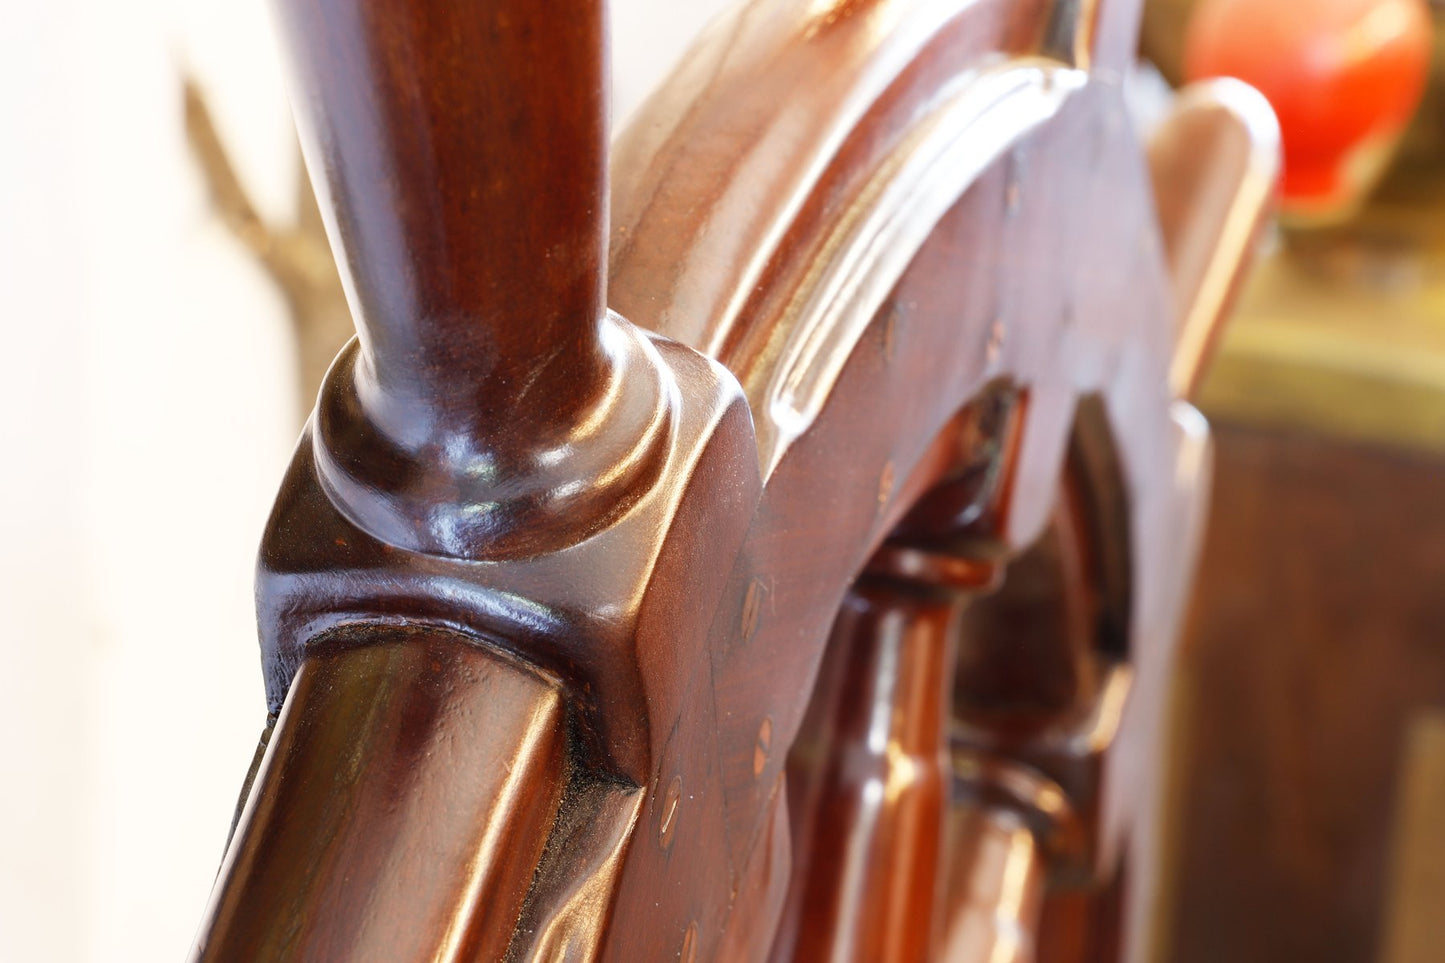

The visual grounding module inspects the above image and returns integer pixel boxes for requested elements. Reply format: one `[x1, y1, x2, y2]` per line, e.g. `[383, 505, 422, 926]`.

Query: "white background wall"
[0, 1, 729, 959]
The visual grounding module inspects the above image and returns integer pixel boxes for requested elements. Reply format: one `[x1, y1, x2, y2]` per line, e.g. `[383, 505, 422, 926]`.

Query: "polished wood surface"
[940, 805, 1048, 963]
[777, 582, 969, 963]
[1147, 79, 1279, 398]
[193, 628, 569, 962]
[275, 0, 670, 562]
[190, 0, 1274, 959]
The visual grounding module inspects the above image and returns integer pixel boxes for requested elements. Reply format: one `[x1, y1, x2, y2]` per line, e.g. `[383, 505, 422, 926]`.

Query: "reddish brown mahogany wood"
[940, 469, 1119, 963]
[1146, 80, 1279, 397]
[608, 0, 1216, 950]
[192, 628, 569, 962]
[210, 0, 763, 957]
[940, 805, 1048, 962]
[776, 582, 970, 963]
[192, 0, 1270, 959]
[773, 384, 1022, 963]
[274, 0, 670, 560]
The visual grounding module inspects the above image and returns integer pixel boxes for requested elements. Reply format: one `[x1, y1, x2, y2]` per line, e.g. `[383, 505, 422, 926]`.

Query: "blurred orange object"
[1185, 0, 1431, 222]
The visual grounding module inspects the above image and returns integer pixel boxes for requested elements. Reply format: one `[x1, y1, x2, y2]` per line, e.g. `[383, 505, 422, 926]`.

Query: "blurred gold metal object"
[1200, 170, 1445, 452]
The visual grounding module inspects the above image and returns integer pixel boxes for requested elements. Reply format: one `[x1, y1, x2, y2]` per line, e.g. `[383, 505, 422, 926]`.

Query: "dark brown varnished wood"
[193, 628, 570, 962]
[274, 0, 669, 561]
[1147, 79, 1279, 398]
[776, 582, 973, 963]
[774, 384, 1021, 963]
[203, 1, 763, 958]
[940, 804, 1049, 962]
[191, 0, 1275, 959]
[610, 15, 1173, 958]
[943, 466, 1119, 963]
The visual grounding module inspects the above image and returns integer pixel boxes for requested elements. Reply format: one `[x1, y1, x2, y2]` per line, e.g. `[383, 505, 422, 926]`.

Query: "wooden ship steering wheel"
[189, 0, 1278, 960]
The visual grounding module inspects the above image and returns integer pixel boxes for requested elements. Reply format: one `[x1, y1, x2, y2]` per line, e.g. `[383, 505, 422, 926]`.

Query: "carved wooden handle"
[191, 629, 570, 962]
[273, 0, 672, 561]
[275, 0, 611, 421]
[1148, 79, 1280, 399]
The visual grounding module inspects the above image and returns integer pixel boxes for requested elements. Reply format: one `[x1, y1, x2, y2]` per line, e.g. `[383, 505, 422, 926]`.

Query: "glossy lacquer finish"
[777, 584, 971, 962]
[941, 805, 1048, 963]
[192, 0, 1277, 959]
[276, 0, 668, 561]
[1147, 80, 1280, 398]
[193, 629, 570, 962]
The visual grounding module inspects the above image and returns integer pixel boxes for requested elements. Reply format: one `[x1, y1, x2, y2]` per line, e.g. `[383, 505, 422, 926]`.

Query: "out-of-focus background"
[3, 1, 1445, 961]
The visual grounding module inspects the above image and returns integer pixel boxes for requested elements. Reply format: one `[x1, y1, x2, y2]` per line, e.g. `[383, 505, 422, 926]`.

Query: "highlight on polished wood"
[188, 0, 1278, 960]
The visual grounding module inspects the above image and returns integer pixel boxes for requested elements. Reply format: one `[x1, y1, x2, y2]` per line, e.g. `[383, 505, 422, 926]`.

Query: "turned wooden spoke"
[275, 0, 672, 561]
[277, 0, 611, 417]
[1146, 79, 1280, 400]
